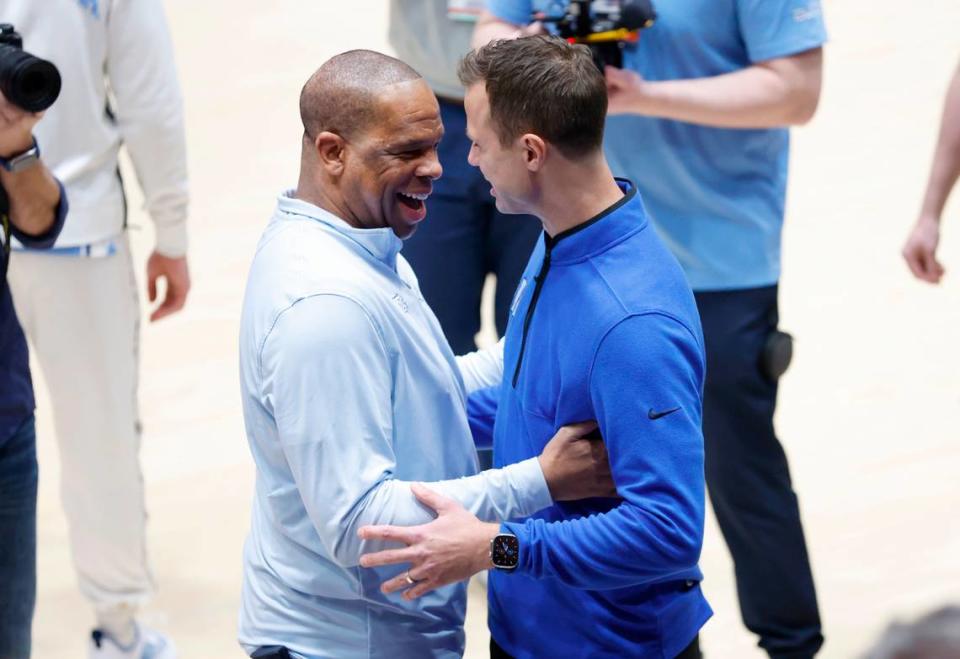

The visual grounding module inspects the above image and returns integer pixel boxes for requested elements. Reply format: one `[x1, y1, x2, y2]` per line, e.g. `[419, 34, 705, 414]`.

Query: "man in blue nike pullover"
[359, 36, 711, 658]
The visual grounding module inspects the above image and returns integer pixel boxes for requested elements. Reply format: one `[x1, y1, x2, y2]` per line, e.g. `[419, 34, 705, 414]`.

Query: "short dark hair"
[300, 50, 422, 141]
[458, 35, 607, 158]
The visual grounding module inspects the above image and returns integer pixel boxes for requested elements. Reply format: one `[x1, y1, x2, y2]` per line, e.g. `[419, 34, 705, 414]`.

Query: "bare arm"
[902, 60, 960, 283]
[604, 48, 823, 128]
[0, 97, 60, 236]
[474, 9, 822, 129]
[471, 10, 543, 49]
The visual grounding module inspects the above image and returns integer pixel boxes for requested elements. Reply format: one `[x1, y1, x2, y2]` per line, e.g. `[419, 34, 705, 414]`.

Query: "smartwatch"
[490, 532, 520, 571]
[0, 137, 40, 173]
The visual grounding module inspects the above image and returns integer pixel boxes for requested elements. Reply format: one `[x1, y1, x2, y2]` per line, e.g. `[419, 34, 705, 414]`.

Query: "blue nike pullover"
[489, 180, 712, 658]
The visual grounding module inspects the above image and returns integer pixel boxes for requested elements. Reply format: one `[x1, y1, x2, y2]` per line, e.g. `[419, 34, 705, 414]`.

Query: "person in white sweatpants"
[5, 1, 190, 658]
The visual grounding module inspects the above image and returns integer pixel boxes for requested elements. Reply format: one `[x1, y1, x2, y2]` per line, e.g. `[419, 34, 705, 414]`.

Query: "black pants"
[490, 635, 700, 658]
[696, 285, 822, 659]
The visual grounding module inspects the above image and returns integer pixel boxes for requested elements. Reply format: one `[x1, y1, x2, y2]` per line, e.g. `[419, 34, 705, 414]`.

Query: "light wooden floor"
[28, 1, 960, 657]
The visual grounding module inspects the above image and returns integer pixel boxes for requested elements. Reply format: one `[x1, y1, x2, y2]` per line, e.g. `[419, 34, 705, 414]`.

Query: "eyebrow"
[389, 135, 442, 152]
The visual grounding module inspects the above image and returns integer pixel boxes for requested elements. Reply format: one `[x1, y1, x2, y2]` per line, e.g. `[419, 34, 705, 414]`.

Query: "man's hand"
[358, 484, 499, 601]
[605, 66, 652, 116]
[0, 92, 42, 158]
[902, 216, 945, 284]
[146, 251, 190, 322]
[539, 420, 617, 501]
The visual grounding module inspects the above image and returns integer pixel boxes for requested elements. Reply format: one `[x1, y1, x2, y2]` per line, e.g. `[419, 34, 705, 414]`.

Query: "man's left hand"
[147, 251, 191, 322]
[358, 484, 499, 601]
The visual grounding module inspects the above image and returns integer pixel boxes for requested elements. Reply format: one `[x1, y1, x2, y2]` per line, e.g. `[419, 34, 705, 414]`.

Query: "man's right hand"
[538, 421, 617, 501]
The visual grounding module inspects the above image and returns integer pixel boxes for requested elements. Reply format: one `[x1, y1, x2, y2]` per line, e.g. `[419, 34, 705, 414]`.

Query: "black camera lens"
[0, 44, 62, 113]
[0, 25, 61, 113]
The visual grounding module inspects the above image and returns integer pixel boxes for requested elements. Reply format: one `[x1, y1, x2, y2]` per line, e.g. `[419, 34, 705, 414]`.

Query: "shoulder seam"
[585, 258, 630, 315]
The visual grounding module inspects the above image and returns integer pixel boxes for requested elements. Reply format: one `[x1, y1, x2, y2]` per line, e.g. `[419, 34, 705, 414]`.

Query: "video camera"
[0, 23, 61, 112]
[536, 0, 657, 70]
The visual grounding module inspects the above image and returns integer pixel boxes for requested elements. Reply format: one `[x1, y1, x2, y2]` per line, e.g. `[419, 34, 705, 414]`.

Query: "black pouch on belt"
[760, 306, 794, 381]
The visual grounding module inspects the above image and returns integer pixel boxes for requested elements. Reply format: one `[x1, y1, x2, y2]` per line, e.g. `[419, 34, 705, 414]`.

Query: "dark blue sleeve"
[503, 313, 706, 588]
[9, 179, 68, 249]
[467, 385, 499, 451]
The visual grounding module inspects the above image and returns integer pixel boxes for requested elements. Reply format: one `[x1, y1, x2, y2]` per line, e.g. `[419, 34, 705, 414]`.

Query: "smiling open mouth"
[397, 191, 428, 211]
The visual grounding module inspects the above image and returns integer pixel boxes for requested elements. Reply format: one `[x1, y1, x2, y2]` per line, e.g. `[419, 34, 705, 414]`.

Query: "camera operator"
[5, 2, 189, 656]
[0, 90, 66, 659]
[477, 2, 827, 658]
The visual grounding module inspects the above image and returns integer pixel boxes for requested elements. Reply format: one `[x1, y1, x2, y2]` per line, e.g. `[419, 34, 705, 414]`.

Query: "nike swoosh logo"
[648, 407, 681, 420]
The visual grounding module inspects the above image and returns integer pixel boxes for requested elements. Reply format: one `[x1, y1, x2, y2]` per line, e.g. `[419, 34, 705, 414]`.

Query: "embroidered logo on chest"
[392, 293, 409, 313]
[793, 1, 821, 23]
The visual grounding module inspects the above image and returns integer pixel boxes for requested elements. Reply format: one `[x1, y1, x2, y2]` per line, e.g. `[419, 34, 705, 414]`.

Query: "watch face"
[492, 534, 519, 569]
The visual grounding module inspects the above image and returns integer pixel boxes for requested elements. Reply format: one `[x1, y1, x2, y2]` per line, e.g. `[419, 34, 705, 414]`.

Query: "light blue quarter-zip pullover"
[237, 193, 550, 659]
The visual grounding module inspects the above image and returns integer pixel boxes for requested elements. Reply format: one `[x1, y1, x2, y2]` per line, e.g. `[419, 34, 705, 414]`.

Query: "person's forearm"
[919, 63, 960, 223]
[423, 457, 551, 524]
[627, 52, 822, 129]
[472, 11, 529, 48]
[0, 160, 61, 236]
[505, 499, 703, 589]
[325, 458, 552, 567]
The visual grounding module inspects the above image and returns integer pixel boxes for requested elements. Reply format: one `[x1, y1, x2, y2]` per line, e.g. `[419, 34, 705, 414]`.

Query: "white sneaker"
[88, 622, 177, 659]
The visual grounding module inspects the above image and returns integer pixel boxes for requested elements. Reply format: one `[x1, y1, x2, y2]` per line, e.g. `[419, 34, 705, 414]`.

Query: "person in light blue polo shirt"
[477, 2, 827, 657]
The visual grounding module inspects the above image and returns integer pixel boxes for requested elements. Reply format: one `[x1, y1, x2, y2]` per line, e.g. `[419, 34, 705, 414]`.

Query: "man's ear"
[521, 133, 547, 172]
[314, 131, 347, 176]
